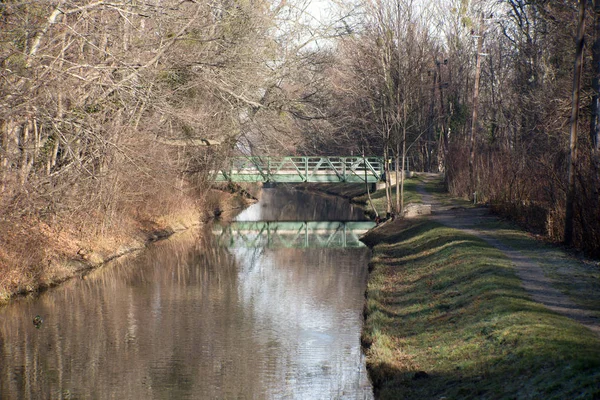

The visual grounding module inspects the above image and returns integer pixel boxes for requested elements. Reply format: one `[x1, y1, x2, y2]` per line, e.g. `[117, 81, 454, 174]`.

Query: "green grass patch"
[423, 176, 474, 208]
[423, 173, 600, 319]
[355, 178, 422, 217]
[476, 219, 600, 316]
[363, 220, 600, 399]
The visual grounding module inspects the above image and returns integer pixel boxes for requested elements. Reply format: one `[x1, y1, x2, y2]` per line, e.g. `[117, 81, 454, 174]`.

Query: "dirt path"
[416, 175, 600, 336]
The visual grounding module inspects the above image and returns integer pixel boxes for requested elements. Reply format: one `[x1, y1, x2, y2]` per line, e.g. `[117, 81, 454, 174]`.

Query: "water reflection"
[236, 186, 366, 222]
[233, 246, 372, 399]
[213, 221, 375, 249]
[1, 233, 252, 399]
[0, 188, 373, 399]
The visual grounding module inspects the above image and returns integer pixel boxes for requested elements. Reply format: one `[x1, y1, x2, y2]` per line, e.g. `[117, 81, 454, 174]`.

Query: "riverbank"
[0, 183, 258, 306]
[359, 176, 600, 399]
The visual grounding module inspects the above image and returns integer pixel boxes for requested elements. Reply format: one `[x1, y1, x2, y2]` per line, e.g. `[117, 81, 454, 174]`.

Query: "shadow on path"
[417, 174, 600, 336]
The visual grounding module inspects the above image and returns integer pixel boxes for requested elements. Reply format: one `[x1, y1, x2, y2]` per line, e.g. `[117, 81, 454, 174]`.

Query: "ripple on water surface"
[0, 188, 374, 399]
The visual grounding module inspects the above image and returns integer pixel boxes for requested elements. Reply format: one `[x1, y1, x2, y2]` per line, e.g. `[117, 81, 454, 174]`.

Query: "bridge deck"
[214, 156, 384, 183]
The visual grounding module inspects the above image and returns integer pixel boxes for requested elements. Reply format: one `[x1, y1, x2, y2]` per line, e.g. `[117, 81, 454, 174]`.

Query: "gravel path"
[416, 176, 600, 336]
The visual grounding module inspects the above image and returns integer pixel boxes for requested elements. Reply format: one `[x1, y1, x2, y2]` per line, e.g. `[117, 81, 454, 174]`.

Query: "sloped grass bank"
[354, 178, 422, 218]
[421, 174, 600, 322]
[362, 220, 600, 399]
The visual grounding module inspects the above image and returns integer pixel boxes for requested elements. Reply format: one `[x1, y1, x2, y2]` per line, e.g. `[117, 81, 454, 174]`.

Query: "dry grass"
[0, 178, 261, 306]
[354, 178, 422, 217]
[0, 187, 208, 305]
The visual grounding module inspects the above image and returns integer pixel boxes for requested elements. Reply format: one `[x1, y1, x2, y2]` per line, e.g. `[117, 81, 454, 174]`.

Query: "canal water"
[0, 187, 374, 399]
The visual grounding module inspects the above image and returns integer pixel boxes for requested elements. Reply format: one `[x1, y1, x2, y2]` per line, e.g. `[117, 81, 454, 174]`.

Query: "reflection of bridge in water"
[212, 221, 375, 249]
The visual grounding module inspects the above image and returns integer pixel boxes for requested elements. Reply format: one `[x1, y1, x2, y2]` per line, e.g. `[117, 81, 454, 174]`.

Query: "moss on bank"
[361, 219, 600, 399]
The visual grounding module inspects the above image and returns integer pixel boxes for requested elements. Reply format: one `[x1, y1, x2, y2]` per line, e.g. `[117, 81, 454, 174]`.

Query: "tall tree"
[591, 0, 600, 153]
[565, 0, 586, 246]
[469, 12, 485, 200]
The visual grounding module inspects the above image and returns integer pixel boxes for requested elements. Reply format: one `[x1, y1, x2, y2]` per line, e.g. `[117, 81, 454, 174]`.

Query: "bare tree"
[591, 0, 600, 153]
[565, 0, 586, 246]
[469, 12, 485, 200]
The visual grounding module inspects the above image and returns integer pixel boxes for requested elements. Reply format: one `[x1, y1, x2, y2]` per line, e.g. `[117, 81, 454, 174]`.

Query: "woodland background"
[1, 0, 599, 295]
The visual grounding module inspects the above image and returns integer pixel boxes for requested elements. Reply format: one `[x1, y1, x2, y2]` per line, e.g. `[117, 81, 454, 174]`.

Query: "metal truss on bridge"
[214, 156, 384, 183]
[212, 221, 375, 249]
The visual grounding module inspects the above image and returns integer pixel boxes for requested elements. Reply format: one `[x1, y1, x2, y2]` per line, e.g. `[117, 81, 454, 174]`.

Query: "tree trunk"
[437, 61, 448, 173]
[469, 13, 484, 200]
[395, 141, 400, 214]
[363, 148, 378, 218]
[384, 142, 392, 217]
[427, 67, 437, 172]
[400, 102, 407, 215]
[0, 119, 7, 192]
[565, 0, 586, 246]
[19, 120, 30, 185]
[591, 0, 600, 152]
[26, 5, 64, 68]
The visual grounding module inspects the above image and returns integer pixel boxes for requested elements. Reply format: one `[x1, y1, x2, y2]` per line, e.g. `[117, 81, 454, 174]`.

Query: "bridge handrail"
[226, 156, 383, 174]
[216, 156, 384, 183]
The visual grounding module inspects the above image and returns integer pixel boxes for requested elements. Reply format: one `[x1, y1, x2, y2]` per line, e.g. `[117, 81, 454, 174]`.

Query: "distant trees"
[322, 0, 435, 215]
[318, 0, 600, 255]
[2, 0, 367, 294]
[2, 0, 600, 258]
[451, 0, 600, 254]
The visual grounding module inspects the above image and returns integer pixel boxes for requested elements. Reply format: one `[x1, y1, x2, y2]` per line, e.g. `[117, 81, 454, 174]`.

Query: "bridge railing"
[215, 156, 384, 183]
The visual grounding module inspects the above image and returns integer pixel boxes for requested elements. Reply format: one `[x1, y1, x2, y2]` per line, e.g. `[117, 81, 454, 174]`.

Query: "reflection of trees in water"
[249, 187, 365, 221]
[233, 246, 372, 397]
[0, 225, 372, 399]
[270, 248, 371, 310]
[0, 229, 266, 399]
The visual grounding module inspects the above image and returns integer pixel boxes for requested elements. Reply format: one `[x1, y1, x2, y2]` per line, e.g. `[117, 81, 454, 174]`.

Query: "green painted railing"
[212, 221, 375, 249]
[214, 156, 384, 183]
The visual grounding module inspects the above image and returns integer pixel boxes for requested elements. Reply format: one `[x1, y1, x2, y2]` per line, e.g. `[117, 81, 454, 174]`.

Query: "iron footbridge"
[212, 221, 375, 249]
[214, 156, 384, 183]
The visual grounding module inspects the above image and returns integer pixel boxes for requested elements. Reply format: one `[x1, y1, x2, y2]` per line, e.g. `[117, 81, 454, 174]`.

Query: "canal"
[0, 187, 374, 399]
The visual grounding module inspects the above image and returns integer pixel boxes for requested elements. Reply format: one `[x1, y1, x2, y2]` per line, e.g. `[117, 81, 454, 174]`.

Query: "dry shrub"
[572, 153, 600, 257]
[67, 139, 207, 248]
[0, 209, 83, 297]
[490, 201, 549, 234]
[0, 130, 217, 299]
[0, 218, 49, 295]
[445, 143, 470, 198]
[447, 137, 600, 257]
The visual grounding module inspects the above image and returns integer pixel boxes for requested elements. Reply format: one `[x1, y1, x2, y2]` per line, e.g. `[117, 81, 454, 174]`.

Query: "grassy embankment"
[355, 178, 421, 218]
[360, 178, 600, 399]
[299, 178, 422, 217]
[0, 184, 257, 306]
[422, 176, 600, 319]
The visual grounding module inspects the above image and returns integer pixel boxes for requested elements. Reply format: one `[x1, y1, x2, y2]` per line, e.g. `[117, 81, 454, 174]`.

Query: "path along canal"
[0, 186, 375, 399]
